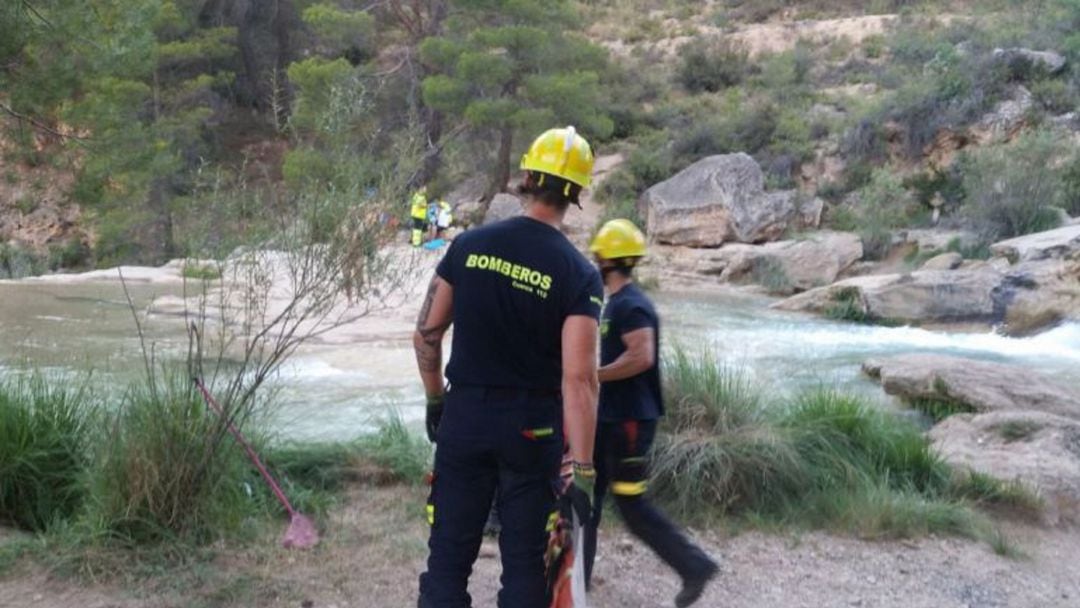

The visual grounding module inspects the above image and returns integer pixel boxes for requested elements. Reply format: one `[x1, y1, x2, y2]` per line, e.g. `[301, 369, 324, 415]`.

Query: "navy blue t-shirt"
[436, 216, 603, 391]
[598, 283, 663, 421]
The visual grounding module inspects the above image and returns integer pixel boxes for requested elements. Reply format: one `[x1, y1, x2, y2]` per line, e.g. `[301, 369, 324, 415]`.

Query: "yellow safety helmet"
[520, 126, 594, 189]
[590, 219, 647, 260]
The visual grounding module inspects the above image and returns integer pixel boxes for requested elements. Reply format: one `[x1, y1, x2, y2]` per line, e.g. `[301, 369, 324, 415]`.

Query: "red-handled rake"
[193, 378, 319, 549]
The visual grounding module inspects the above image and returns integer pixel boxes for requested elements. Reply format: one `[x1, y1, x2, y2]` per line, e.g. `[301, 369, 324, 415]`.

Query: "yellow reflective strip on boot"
[612, 481, 648, 496]
[426, 504, 435, 525]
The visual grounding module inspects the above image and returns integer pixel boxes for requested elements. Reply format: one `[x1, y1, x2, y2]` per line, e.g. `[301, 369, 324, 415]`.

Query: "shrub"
[852, 169, 915, 260]
[1060, 154, 1080, 216]
[0, 376, 93, 532]
[959, 130, 1067, 240]
[1030, 78, 1076, 115]
[47, 238, 92, 272]
[671, 103, 778, 163]
[677, 38, 754, 93]
[0, 243, 46, 279]
[84, 376, 270, 544]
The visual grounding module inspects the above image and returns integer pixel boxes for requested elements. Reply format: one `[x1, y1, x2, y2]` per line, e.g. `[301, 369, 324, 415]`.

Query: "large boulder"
[673, 231, 863, 293]
[862, 354, 1080, 420]
[994, 257, 1080, 335]
[930, 411, 1080, 524]
[772, 266, 1006, 324]
[990, 224, 1080, 263]
[483, 193, 524, 225]
[639, 154, 822, 247]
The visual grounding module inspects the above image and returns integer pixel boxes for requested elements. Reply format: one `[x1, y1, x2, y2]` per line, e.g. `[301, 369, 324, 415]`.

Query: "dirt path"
[3, 485, 1078, 608]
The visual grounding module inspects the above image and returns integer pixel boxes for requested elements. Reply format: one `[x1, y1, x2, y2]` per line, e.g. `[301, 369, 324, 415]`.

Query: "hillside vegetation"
[2, 0, 1080, 275]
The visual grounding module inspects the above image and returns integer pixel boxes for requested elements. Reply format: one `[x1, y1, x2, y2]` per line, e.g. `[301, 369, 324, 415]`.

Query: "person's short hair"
[516, 171, 582, 210]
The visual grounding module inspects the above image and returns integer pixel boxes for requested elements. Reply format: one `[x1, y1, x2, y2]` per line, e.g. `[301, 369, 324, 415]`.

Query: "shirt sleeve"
[619, 304, 654, 334]
[435, 239, 458, 285]
[565, 266, 604, 320]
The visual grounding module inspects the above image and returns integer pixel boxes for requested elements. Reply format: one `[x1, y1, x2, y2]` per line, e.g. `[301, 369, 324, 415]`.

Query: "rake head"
[282, 512, 320, 549]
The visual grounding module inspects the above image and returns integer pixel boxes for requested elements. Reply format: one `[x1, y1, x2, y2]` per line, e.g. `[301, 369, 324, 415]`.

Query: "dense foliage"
[4, 1, 1080, 270]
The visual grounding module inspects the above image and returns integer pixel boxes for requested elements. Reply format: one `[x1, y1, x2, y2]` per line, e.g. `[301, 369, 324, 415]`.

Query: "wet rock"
[920, 252, 964, 271]
[862, 354, 1080, 420]
[483, 193, 524, 225]
[639, 154, 822, 247]
[930, 410, 1080, 524]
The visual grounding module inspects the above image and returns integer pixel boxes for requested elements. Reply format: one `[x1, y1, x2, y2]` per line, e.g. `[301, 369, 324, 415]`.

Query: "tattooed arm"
[413, 274, 454, 398]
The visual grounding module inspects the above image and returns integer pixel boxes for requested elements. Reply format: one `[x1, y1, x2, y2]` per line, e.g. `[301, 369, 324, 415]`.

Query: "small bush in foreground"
[0, 377, 93, 532]
[83, 377, 268, 545]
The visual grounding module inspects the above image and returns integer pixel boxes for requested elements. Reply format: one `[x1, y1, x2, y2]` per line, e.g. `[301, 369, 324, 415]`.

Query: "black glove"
[569, 461, 595, 522]
[425, 395, 444, 443]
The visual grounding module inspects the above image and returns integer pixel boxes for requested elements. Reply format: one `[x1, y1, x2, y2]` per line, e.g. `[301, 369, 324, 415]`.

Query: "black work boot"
[675, 559, 719, 608]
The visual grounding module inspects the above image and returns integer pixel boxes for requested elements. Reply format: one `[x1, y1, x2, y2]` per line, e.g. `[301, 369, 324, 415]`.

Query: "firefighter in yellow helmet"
[410, 186, 430, 247]
[415, 127, 602, 607]
[586, 219, 719, 607]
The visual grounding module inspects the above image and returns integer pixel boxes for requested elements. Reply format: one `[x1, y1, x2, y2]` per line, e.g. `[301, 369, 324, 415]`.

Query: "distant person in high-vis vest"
[585, 219, 719, 607]
[414, 126, 602, 608]
[411, 186, 430, 247]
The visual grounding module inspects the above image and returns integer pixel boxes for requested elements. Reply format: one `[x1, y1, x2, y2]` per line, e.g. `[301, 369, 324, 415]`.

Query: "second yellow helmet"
[590, 219, 647, 260]
[520, 126, 594, 189]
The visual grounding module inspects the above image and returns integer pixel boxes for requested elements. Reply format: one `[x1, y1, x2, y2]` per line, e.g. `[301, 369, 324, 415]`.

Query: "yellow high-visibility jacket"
[410, 192, 428, 220]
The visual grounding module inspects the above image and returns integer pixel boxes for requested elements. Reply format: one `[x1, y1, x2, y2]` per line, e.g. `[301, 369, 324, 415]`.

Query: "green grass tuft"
[181, 264, 223, 281]
[0, 376, 94, 532]
[908, 397, 975, 422]
[824, 287, 870, 323]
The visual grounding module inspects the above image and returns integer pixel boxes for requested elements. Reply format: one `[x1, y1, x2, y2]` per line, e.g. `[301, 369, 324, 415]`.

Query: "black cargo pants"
[584, 419, 713, 587]
[418, 386, 563, 608]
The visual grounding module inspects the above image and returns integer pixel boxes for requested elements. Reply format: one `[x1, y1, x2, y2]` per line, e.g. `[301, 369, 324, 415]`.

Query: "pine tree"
[420, 0, 613, 200]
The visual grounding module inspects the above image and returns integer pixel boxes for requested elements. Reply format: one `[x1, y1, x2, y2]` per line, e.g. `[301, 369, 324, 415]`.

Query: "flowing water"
[2, 280, 1078, 442]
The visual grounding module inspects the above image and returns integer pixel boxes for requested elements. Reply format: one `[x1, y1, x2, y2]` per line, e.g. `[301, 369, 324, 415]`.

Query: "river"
[1, 280, 1078, 442]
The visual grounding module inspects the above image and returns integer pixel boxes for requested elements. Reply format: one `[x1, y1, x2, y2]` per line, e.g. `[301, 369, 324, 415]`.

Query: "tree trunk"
[482, 125, 513, 205]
